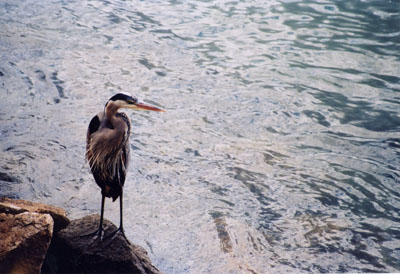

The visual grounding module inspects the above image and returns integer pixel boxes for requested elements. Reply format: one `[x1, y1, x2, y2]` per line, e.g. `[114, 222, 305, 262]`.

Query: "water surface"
[1, 0, 400, 273]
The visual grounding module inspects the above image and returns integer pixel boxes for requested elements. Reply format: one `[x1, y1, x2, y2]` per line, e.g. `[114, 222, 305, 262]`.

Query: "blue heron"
[86, 93, 163, 242]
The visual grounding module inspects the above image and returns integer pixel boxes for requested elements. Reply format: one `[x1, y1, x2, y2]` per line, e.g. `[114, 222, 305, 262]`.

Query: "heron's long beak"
[127, 101, 164, 112]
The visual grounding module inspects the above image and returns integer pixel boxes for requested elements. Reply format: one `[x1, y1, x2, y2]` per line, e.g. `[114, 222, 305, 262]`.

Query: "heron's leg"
[119, 190, 124, 232]
[118, 190, 130, 243]
[79, 194, 105, 241]
[98, 193, 106, 239]
[103, 190, 130, 245]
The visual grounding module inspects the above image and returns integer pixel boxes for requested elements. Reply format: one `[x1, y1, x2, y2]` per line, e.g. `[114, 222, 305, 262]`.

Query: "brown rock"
[0, 211, 54, 274]
[0, 197, 69, 232]
[44, 214, 161, 274]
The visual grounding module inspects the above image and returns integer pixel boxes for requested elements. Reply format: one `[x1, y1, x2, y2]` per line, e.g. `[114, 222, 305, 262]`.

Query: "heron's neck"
[104, 105, 126, 134]
[104, 103, 119, 120]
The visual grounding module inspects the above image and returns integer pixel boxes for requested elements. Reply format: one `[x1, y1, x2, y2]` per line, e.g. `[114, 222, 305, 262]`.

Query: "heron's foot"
[79, 227, 104, 245]
[79, 227, 102, 238]
[103, 227, 130, 246]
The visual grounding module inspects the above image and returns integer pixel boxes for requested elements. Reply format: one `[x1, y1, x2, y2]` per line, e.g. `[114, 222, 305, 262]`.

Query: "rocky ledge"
[44, 214, 160, 274]
[0, 198, 160, 274]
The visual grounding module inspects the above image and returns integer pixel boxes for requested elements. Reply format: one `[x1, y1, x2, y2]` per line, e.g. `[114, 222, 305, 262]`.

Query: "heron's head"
[105, 93, 164, 114]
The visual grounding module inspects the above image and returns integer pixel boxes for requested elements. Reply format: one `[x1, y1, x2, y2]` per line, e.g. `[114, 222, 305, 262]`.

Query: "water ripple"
[1, 0, 400, 272]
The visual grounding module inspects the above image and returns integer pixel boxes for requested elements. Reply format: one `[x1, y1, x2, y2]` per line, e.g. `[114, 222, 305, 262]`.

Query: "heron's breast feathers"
[86, 112, 131, 184]
[86, 131, 125, 179]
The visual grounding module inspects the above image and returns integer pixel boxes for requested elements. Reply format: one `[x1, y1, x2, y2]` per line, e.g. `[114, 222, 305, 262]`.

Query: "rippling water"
[1, 0, 400, 272]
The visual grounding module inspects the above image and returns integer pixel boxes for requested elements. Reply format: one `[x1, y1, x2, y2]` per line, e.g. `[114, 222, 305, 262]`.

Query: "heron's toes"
[78, 227, 105, 246]
[103, 227, 130, 247]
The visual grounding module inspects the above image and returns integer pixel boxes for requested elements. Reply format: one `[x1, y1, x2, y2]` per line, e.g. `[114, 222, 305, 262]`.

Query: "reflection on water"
[1, 0, 400, 272]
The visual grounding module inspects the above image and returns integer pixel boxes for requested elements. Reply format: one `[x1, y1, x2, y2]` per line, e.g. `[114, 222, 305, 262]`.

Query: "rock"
[0, 211, 54, 274]
[43, 214, 161, 274]
[0, 197, 69, 232]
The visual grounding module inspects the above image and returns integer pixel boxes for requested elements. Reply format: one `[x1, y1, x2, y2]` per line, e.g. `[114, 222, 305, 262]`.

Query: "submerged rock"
[0, 211, 54, 274]
[44, 214, 161, 274]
